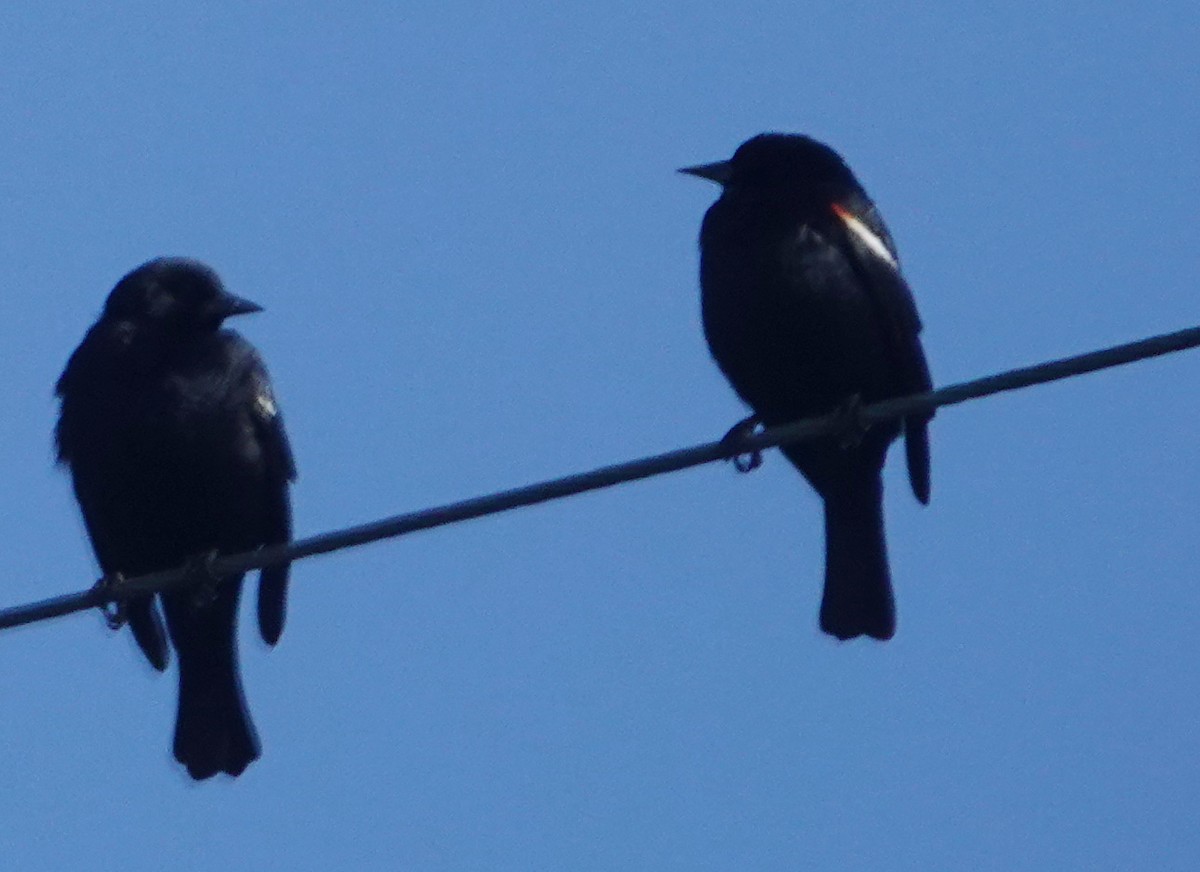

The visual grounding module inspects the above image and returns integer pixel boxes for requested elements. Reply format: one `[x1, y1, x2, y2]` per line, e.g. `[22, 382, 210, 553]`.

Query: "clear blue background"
[2, 3, 1198, 869]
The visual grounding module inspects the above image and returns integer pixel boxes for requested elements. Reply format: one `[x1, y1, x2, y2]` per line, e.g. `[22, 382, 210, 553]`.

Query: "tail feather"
[174, 654, 260, 779]
[819, 474, 895, 641]
[164, 580, 260, 780]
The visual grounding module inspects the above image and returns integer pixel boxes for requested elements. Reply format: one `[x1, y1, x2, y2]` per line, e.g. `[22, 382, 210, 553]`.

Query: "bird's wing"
[55, 327, 172, 669]
[830, 199, 933, 504]
[237, 348, 296, 646]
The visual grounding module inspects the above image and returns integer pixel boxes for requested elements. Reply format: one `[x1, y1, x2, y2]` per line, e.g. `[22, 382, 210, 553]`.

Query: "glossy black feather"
[829, 198, 933, 504]
[253, 368, 296, 647]
[684, 133, 933, 640]
[56, 257, 295, 778]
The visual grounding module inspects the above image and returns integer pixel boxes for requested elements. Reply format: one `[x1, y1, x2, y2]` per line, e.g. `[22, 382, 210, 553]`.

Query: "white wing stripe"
[832, 204, 899, 270]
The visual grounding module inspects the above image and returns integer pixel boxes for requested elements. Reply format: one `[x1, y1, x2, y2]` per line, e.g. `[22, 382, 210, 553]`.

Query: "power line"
[5, 323, 1200, 633]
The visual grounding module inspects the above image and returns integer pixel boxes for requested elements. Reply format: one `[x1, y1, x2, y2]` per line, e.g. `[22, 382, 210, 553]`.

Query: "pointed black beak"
[678, 160, 732, 185]
[216, 292, 264, 318]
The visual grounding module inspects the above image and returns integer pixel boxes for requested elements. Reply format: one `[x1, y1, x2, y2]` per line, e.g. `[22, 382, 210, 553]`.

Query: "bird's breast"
[699, 219, 898, 423]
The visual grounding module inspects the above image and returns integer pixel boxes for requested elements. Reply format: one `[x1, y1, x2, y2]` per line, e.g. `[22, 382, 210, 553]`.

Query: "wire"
[3, 323, 1199, 633]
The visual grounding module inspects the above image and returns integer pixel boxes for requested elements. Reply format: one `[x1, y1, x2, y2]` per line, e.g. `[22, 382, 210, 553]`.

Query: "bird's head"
[679, 133, 859, 200]
[103, 258, 262, 334]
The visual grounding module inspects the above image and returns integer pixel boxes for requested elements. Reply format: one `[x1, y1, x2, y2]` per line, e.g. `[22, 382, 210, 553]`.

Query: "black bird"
[56, 257, 296, 778]
[681, 133, 932, 641]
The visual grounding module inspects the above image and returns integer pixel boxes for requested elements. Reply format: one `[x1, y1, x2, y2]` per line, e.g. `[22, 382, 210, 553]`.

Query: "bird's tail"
[166, 581, 261, 780]
[819, 472, 895, 641]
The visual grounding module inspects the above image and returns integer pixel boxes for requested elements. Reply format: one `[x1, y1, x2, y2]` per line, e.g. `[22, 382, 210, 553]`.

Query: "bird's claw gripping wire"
[832, 394, 871, 449]
[185, 550, 223, 608]
[93, 572, 128, 630]
[720, 415, 764, 473]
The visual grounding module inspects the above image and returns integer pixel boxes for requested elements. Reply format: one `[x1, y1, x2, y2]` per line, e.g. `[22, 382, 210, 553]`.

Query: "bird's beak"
[678, 160, 732, 185]
[216, 292, 264, 318]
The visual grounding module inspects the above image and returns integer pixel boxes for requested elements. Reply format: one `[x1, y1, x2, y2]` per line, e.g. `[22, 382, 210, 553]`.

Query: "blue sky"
[2, 3, 1198, 869]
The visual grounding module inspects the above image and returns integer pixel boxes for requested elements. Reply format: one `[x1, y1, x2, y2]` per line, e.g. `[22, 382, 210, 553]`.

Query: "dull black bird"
[56, 257, 296, 778]
[681, 133, 932, 640]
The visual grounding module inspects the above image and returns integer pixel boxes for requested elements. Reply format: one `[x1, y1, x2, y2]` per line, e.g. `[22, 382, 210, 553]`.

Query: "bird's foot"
[832, 394, 870, 449]
[184, 550, 223, 608]
[720, 414, 763, 473]
[93, 572, 128, 630]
